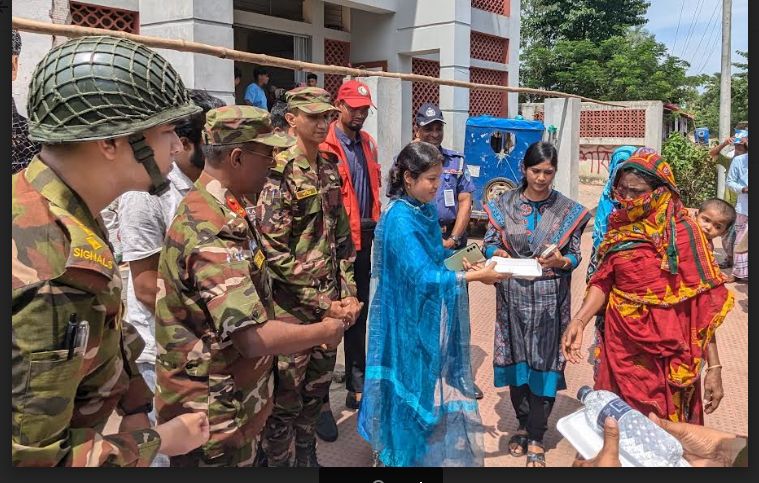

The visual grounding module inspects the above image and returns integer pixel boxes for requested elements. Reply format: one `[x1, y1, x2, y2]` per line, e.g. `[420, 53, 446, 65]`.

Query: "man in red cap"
[317, 79, 382, 441]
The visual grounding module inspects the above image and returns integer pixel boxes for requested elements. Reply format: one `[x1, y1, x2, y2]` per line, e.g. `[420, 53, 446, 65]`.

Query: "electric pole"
[719, 0, 732, 141]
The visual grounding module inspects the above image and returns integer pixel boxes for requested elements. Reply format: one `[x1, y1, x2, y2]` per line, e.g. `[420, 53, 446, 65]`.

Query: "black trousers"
[509, 384, 555, 443]
[344, 227, 374, 393]
[323, 227, 374, 408]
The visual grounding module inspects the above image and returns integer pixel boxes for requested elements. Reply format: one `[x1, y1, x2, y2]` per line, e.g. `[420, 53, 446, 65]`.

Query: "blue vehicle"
[463, 116, 545, 226]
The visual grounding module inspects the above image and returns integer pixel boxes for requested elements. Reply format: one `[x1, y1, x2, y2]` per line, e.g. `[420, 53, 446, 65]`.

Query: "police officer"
[154, 105, 350, 467]
[257, 87, 361, 467]
[412, 102, 483, 400]
[12, 35, 210, 466]
[413, 103, 475, 250]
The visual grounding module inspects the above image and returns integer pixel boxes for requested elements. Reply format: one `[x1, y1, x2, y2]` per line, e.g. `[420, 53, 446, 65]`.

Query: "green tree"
[520, 0, 697, 104]
[522, 0, 649, 46]
[661, 132, 716, 208]
[521, 28, 696, 103]
[689, 51, 748, 135]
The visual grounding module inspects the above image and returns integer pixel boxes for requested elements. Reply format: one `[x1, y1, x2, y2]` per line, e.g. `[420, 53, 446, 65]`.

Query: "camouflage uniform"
[12, 36, 201, 467]
[155, 105, 296, 467]
[12, 158, 160, 466]
[257, 87, 357, 466]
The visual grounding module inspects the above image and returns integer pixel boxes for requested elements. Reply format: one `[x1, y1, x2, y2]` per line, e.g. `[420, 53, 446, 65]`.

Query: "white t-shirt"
[119, 164, 194, 364]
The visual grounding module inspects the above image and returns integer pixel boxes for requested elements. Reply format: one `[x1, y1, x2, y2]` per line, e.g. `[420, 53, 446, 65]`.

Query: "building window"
[324, 2, 346, 31]
[70, 1, 139, 33]
[471, 31, 508, 64]
[234, 0, 304, 22]
[411, 58, 440, 131]
[471, 0, 510, 16]
[469, 67, 508, 117]
[324, 38, 351, 100]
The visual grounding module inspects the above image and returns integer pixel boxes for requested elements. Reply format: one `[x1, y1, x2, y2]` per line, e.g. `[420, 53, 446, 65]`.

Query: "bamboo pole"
[13, 16, 625, 108]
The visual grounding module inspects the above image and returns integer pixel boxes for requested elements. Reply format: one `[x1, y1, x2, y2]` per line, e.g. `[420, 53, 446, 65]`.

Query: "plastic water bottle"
[577, 386, 684, 467]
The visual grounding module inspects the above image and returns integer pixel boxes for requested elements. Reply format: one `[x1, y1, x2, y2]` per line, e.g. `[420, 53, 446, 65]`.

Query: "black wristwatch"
[450, 234, 463, 247]
[119, 402, 153, 416]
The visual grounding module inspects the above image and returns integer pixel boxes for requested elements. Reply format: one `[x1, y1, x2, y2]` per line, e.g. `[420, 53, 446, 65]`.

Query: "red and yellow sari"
[589, 152, 734, 424]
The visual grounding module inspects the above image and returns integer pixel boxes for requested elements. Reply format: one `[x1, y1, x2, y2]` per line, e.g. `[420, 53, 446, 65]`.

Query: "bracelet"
[706, 364, 723, 372]
[570, 317, 586, 325]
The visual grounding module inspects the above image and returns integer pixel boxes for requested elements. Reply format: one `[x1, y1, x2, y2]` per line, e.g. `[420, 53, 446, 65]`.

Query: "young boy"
[696, 198, 737, 244]
[693, 198, 737, 416]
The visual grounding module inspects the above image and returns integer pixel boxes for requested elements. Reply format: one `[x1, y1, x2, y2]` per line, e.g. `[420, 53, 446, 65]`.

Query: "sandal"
[508, 431, 528, 457]
[526, 440, 546, 467]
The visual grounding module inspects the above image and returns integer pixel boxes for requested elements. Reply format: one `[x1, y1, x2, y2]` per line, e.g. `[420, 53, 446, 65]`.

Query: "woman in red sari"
[561, 151, 733, 424]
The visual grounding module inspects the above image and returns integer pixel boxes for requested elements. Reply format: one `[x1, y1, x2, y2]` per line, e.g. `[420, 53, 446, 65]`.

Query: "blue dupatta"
[357, 197, 484, 467]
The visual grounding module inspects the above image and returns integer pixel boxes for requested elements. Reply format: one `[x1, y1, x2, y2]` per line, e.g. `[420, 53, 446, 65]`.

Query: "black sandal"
[508, 432, 528, 457]
[526, 440, 546, 467]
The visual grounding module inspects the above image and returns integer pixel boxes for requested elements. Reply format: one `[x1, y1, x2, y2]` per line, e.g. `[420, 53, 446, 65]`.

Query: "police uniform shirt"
[434, 146, 475, 225]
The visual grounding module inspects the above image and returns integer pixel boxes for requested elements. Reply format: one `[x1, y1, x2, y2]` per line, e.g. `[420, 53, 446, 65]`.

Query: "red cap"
[336, 80, 376, 108]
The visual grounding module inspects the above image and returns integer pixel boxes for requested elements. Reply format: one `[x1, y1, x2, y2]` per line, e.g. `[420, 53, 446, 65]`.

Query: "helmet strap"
[128, 133, 170, 196]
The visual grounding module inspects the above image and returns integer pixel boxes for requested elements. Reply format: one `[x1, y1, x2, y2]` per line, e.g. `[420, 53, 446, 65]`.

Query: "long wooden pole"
[13, 16, 624, 108]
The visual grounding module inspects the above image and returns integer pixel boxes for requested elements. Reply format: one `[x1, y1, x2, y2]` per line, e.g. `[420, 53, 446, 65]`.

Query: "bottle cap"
[577, 385, 592, 402]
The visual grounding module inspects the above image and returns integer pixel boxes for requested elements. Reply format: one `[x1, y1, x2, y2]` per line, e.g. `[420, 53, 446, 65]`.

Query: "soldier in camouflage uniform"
[11, 29, 40, 173]
[155, 105, 350, 467]
[12, 35, 210, 467]
[257, 87, 362, 467]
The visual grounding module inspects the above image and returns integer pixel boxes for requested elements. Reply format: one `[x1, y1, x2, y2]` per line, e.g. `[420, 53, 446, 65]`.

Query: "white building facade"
[13, 0, 520, 152]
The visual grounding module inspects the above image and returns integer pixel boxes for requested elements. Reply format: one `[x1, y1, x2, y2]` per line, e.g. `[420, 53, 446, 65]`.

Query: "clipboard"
[444, 243, 486, 271]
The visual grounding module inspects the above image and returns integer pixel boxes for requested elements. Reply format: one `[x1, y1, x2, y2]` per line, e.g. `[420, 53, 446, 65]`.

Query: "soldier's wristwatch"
[450, 234, 463, 246]
[119, 402, 153, 416]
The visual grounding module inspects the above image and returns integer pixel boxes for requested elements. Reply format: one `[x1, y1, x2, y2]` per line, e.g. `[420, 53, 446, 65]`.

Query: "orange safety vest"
[321, 122, 381, 251]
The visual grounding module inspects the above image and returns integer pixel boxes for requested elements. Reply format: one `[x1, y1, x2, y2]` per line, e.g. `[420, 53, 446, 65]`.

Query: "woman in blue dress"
[357, 141, 507, 467]
[482, 141, 591, 467]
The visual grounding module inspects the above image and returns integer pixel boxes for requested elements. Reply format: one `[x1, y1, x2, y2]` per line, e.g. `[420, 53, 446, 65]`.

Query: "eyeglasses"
[239, 146, 275, 164]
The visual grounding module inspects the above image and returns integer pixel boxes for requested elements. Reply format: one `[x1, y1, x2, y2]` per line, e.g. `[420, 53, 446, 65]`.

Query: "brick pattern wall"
[70, 1, 139, 33]
[471, 31, 508, 64]
[324, 38, 351, 100]
[469, 67, 508, 117]
[533, 109, 647, 138]
[471, 0, 509, 16]
[411, 57, 440, 130]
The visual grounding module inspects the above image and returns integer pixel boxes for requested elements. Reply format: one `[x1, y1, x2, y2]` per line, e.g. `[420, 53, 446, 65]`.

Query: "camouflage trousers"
[262, 314, 337, 466]
[169, 436, 261, 467]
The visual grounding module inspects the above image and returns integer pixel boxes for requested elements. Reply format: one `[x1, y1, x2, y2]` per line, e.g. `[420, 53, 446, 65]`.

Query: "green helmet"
[27, 35, 199, 142]
[27, 35, 201, 194]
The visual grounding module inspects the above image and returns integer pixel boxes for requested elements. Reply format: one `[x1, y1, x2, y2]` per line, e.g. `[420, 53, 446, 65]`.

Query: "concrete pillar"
[139, 0, 235, 105]
[507, 0, 521, 118]
[360, 76, 403, 207]
[544, 98, 580, 201]
[644, 101, 664, 151]
[304, 0, 326, 86]
[398, 55, 414, 148]
[438, 1, 471, 153]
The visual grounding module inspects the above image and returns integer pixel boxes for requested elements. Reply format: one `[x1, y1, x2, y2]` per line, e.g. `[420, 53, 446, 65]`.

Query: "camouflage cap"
[203, 105, 296, 148]
[285, 86, 339, 114]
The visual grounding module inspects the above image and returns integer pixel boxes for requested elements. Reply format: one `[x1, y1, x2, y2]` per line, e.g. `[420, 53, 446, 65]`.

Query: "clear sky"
[643, 0, 748, 77]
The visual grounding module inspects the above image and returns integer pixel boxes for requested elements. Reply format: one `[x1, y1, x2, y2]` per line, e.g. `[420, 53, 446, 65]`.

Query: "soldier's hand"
[155, 412, 210, 456]
[443, 238, 456, 249]
[119, 412, 151, 433]
[320, 316, 346, 349]
[326, 301, 349, 320]
[340, 296, 362, 323]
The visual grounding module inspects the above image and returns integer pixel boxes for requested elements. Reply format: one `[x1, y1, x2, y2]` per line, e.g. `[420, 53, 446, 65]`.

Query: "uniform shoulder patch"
[320, 150, 339, 164]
